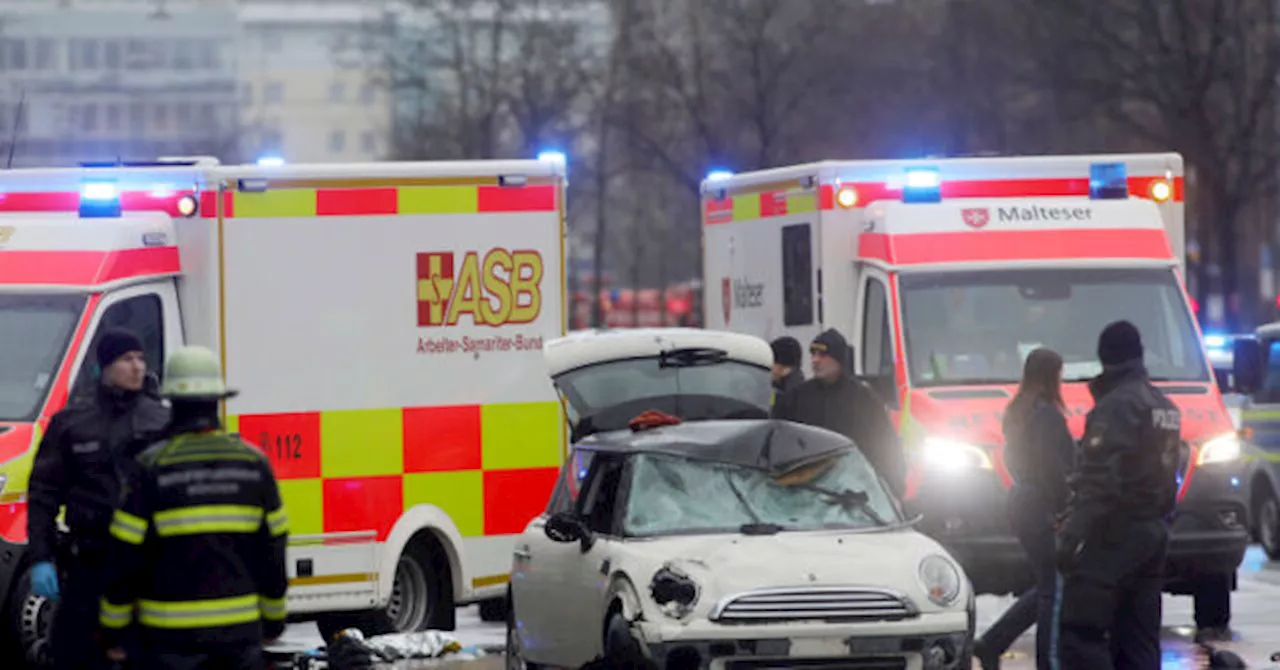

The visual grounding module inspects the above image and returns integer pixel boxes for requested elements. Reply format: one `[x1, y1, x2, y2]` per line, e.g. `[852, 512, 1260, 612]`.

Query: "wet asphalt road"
[277, 545, 1280, 668]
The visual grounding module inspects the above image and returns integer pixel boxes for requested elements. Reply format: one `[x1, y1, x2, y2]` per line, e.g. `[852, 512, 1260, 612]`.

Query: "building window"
[105, 104, 121, 132]
[265, 82, 283, 103]
[35, 39, 54, 70]
[360, 83, 376, 104]
[329, 130, 345, 153]
[104, 41, 121, 69]
[329, 81, 345, 103]
[241, 82, 252, 105]
[153, 103, 168, 131]
[360, 131, 376, 154]
[129, 102, 146, 136]
[82, 103, 98, 133]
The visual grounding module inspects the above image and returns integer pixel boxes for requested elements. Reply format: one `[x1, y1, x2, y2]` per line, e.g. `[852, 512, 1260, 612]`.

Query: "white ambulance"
[0, 156, 567, 662]
[701, 154, 1250, 600]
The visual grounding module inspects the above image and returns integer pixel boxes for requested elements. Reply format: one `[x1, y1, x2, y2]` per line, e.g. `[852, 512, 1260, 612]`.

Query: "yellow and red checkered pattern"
[200, 183, 558, 219]
[226, 402, 563, 542]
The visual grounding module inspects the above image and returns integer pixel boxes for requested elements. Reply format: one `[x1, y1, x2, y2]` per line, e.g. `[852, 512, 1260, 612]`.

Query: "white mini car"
[505, 328, 975, 669]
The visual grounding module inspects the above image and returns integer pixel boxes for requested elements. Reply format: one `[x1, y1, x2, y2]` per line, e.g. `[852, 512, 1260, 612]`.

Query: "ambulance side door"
[854, 267, 899, 409]
[68, 282, 184, 399]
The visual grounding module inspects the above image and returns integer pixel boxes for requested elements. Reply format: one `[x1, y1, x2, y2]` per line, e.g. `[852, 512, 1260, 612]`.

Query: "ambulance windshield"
[0, 293, 86, 422]
[898, 268, 1208, 386]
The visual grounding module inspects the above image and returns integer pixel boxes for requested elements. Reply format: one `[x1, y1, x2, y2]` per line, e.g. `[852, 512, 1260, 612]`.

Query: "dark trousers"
[139, 646, 266, 670]
[1192, 572, 1232, 629]
[49, 545, 116, 670]
[1058, 519, 1168, 670]
[977, 510, 1059, 669]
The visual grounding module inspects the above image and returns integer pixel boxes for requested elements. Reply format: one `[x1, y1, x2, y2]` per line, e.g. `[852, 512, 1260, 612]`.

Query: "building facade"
[237, 0, 390, 163]
[0, 0, 240, 167]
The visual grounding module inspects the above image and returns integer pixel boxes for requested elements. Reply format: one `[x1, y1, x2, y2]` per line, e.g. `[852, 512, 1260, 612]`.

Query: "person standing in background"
[973, 348, 1076, 669]
[770, 336, 805, 403]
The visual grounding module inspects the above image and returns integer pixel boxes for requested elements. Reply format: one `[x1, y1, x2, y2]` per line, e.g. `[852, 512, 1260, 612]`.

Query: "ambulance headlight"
[1198, 433, 1241, 465]
[921, 436, 993, 471]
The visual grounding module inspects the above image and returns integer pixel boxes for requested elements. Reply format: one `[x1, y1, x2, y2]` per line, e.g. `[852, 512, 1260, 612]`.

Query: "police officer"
[98, 346, 289, 670]
[27, 328, 170, 669]
[1056, 321, 1181, 669]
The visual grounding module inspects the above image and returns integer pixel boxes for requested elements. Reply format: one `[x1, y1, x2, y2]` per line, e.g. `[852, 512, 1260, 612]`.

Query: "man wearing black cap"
[770, 336, 805, 402]
[28, 327, 170, 669]
[1055, 320, 1181, 669]
[771, 328, 905, 495]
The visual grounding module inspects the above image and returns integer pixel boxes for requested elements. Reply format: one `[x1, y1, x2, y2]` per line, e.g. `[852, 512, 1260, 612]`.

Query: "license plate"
[790, 638, 849, 656]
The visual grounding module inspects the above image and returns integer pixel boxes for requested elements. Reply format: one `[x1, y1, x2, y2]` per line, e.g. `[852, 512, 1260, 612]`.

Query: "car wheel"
[1258, 487, 1280, 561]
[316, 536, 453, 642]
[479, 596, 508, 623]
[504, 592, 540, 670]
[3, 564, 54, 669]
[603, 611, 646, 663]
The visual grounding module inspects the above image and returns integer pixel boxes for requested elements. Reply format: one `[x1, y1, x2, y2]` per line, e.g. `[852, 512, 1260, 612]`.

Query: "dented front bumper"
[636, 610, 972, 669]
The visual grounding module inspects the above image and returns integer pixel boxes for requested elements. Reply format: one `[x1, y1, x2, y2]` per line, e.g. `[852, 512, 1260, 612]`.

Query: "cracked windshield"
[0, 0, 1272, 668]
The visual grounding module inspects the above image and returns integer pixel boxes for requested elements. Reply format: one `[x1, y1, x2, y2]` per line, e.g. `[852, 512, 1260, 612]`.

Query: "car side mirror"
[1232, 338, 1263, 394]
[545, 512, 594, 552]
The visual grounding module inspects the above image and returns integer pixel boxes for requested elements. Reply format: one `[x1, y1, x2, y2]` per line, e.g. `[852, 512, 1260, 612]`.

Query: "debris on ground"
[268, 628, 499, 669]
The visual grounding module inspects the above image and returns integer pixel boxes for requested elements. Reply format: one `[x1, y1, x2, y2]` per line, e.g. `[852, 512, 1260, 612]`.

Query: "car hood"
[611, 527, 963, 620]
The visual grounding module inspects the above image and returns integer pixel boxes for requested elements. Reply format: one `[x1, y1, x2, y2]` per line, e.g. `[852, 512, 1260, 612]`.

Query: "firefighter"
[770, 336, 804, 401]
[98, 346, 289, 670]
[27, 328, 170, 670]
[771, 329, 905, 495]
[1055, 321, 1180, 669]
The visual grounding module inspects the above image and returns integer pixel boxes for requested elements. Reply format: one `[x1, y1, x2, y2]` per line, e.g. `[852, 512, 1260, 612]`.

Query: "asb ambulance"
[0, 156, 567, 661]
[701, 153, 1249, 598]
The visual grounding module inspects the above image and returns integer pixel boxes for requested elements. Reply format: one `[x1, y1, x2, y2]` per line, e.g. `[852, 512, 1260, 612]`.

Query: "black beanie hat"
[1097, 320, 1143, 366]
[810, 328, 851, 369]
[97, 328, 144, 368]
[770, 336, 802, 368]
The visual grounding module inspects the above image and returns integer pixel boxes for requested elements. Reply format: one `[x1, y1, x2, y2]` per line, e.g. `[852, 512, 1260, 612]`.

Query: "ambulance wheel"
[3, 563, 54, 669]
[1253, 482, 1280, 560]
[315, 534, 453, 641]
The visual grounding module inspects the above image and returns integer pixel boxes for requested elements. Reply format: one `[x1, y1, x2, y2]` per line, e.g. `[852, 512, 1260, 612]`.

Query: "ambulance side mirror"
[1232, 338, 1263, 394]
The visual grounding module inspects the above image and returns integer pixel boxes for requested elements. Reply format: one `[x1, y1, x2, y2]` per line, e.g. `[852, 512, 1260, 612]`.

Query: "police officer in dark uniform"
[1056, 321, 1181, 669]
[27, 328, 170, 669]
[770, 336, 805, 401]
[98, 345, 289, 670]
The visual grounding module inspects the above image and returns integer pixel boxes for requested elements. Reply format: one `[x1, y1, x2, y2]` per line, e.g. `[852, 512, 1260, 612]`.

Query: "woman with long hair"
[973, 348, 1077, 670]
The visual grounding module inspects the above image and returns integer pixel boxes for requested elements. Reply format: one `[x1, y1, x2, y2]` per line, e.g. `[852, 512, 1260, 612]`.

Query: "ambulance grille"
[709, 587, 917, 624]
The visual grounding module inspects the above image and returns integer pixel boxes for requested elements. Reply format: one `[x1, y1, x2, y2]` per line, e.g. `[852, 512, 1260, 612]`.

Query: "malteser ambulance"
[0, 156, 566, 662]
[701, 153, 1249, 599]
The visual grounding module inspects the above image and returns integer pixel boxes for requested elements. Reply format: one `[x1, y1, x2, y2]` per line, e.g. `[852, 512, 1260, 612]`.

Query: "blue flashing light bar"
[256, 156, 285, 167]
[537, 150, 567, 166]
[902, 167, 941, 203]
[1089, 162, 1129, 199]
[1203, 334, 1227, 349]
[706, 169, 734, 182]
[79, 179, 122, 218]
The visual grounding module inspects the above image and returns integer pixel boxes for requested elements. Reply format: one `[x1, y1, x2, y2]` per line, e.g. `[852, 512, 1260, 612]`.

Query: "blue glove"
[30, 561, 58, 601]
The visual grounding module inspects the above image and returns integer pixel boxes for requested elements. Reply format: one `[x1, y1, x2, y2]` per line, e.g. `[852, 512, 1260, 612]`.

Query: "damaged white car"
[505, 328, 976, 669]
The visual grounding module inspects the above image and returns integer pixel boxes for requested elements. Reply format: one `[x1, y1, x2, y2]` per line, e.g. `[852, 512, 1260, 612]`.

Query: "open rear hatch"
[547, 339, 773, 442]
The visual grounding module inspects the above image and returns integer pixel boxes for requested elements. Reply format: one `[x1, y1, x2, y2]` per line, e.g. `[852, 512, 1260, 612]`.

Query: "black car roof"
[574, 418, 856, 476]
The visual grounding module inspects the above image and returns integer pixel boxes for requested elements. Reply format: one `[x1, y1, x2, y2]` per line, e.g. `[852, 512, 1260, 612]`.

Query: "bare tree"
[1005, 0, 1280, 329]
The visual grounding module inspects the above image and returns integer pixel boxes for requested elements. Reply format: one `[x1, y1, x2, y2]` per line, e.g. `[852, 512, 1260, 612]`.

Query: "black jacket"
[1062, 360, 1181, 540]
[772, 368, 804, 400]
[27, 383, 170, 563]
[99, 428, 290, 649]
[1003, 399, 1076, 518]
[771, 374, 906, 495]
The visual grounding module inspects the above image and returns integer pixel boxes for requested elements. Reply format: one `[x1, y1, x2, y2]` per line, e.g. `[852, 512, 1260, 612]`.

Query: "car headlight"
[1198, 433, 1241, 465]
[917, 554, 962, 607]
[921, 437, 993, 471]
[650, 566, 699, 619]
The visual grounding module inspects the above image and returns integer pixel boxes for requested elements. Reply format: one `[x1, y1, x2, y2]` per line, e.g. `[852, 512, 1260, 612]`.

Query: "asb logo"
[416, 249, 543, 327]
[962, 208, 990, 229]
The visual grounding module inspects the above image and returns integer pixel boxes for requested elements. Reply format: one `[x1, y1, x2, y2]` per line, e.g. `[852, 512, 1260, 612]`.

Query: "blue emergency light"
[1204, 334, 1227, 349]
[902, 167, 941, 203]
[1089, 162, 1129, 199]
[706, 169, 734, 182]
[79, 179, 122, 218]
[537, 150, 567, 166]
[256, 156, 285, 167]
